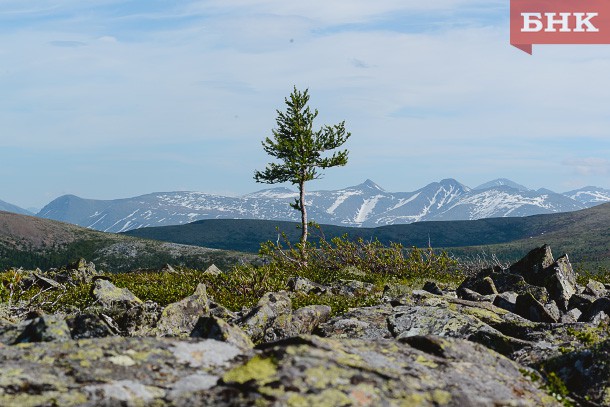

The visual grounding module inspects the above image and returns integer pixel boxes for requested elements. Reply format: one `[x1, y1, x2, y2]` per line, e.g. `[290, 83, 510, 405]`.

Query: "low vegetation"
[1, 232, 463, 316]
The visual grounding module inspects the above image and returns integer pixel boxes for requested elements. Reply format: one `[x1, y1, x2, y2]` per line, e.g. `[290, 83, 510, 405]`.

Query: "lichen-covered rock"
[0, 336, 248, 407]
[216, 335, 559, 407]
[190, 316, 254, 350]
[117, 300, 163, 336]
[286, 276, 329, 295]
[457, 287, 494, 302]
[584, 279, 607, 298]
[494, 291, 518, 313]
[237, 291, 294, 344]
[291, 305, 331, 335]
[1, 315, 72, 345]
[153, 283, 209, 337]
[317, 304, 394, 340]
[545, 255, 577, 311]
[539, 338, 610, 406]
[330, 279, 374, 296]
[66, 313, 117, 339]
[91, 278, 142, 309]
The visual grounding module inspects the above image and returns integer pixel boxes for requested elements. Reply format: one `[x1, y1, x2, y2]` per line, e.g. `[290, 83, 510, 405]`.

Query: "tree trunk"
[299, 180, 308, 259]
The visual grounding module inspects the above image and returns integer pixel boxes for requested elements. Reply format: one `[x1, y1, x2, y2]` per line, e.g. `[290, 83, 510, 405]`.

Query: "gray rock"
[220, 335, 559, 407]
[493, 291, 518, 313]
[560, 308, 582, 323]
[568, 293, 596, 313]
[584, 279, 607, 298]
[237, 291, 294, 344]
[154, 283, 209, 337]
[544, 255, 577, 311]
[286, 276, 329, 295]
[13, 314, 71, 344]
[457, 287, 493, 302]
[291, 305, 332, 335]
[190, 316, 254, 350]
[203, 264, 222, 276]
[330, 279, 374, 296]
[317, 304, 393, 340]
[92, 278, 142, 309]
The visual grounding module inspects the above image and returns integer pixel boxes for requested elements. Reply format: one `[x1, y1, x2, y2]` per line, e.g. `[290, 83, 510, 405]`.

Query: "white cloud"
[563, 158, 610, 176]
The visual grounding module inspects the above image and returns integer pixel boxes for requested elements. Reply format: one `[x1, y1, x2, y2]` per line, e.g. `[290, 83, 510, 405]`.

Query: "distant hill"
[0, 211, 252, 272]
[123, 203, 610, 270]
[0, 199, 32, 216]
[37, 178, 610, 232]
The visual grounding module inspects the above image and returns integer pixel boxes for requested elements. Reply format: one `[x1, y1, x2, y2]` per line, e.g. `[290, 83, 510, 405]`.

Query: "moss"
[222, 355, 278, 385]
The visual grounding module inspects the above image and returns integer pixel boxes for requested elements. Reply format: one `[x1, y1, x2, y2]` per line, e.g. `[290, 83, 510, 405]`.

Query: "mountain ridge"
[33, 178, 610, 233]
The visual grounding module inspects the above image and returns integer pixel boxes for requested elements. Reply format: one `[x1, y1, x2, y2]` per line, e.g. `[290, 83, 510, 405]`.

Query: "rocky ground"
[1, 245, 610, 406]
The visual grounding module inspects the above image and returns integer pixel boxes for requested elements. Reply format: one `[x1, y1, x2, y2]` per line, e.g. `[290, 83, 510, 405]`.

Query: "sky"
[1, 1, 610, 210]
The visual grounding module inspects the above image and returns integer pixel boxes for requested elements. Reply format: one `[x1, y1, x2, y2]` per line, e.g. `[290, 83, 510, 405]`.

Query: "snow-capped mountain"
[564, 186, 610, 208]
[36, 179, 610, 233]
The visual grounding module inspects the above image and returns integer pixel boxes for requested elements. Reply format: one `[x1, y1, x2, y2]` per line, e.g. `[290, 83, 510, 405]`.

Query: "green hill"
[0, 211, 253, 272]
[123, 203, 610, 271]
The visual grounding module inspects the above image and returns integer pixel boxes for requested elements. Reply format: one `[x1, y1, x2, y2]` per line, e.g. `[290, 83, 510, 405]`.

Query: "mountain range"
[29, 178, 610, 233]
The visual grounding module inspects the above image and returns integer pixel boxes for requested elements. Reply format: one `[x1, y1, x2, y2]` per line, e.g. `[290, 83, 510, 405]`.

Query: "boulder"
[237, 291, 294, 344]
[457, 287, 493, 302]
[544, 255, 577, 311]
[423, 281, 444, 295]
[220, 335, 559, 406]
[291, 305, 332, 335]
[66, 313, 117, 339]
[286, 276, 329, 295]
[568, 293, 596, 313]
[154, 283, 209, 337]
[203, 264, 223, 276]
[584, 279, 607, 298]
[493, 291, 518, 313]
[579, 297, 610, 323]
[515, 293, 558, 323]
[13, 314, 71, 344]
[91, 278, 142, 309]
[509, 244, 555, 283]
[190, 316, 254, 350]
[330, 279, 374, 296]
[317, 304, 394, 340]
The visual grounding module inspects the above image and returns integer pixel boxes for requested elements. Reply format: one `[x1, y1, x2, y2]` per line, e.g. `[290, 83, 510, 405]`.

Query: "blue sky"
[1, 1, 610, 209]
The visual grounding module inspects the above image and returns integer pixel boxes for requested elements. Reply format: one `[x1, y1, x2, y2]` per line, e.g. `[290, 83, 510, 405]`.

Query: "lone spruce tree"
[254, 87, 350, 256]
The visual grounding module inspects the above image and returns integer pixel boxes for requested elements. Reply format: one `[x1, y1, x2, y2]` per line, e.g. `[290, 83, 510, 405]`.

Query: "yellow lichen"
[222, 355, 278, 385]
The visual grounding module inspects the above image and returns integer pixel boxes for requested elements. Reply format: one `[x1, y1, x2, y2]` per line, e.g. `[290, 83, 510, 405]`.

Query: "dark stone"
[67, 313, 117, 339]
[423, 281, 444, 295]
[493, 292, 518, 313]
[190, 316, 253, 350]
[508, 244, 555, 284]
[568, 293, 596, 313]
[515, 293, 558, 323]
[457, 287, 493, 302]
[579, 297, 610, 323]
